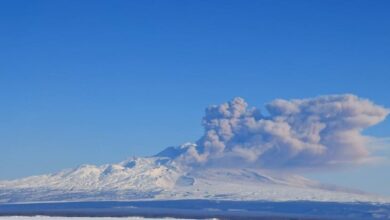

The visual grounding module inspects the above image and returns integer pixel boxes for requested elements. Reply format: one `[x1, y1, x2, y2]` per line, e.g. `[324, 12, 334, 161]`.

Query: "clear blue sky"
[1, 1, 390, 195]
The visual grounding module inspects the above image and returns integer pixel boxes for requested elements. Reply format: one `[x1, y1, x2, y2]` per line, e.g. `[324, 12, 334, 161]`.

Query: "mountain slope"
[0, 149, 388, 204]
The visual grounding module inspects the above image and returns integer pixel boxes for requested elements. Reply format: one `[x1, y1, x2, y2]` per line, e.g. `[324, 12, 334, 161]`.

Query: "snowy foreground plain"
[9, 217, 218, 220]
[1, 200, 390, 220]
[0, 217, 200, 220]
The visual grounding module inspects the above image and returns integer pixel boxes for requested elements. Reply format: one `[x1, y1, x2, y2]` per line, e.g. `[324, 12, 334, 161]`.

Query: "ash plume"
[174, 94, 389, 169]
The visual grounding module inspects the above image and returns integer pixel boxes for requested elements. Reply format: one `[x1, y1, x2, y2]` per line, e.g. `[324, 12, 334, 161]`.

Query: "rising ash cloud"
[167, 94, 389, 169]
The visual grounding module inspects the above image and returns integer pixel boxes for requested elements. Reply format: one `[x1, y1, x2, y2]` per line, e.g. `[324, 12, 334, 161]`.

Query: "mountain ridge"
[1, 145, 389, 204]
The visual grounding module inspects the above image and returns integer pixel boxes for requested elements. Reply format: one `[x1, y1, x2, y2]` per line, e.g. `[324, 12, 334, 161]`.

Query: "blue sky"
[1, 1, 390, 195]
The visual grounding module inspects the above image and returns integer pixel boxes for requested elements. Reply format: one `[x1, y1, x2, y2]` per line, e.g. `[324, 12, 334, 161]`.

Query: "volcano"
[0, 144, 387, 204]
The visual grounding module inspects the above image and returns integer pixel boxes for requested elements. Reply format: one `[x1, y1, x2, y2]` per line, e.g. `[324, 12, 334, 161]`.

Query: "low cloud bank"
[174, 94, 389, 169]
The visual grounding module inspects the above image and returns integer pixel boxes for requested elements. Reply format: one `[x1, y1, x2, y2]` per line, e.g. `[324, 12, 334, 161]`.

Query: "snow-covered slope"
[0, 146, 388, 204]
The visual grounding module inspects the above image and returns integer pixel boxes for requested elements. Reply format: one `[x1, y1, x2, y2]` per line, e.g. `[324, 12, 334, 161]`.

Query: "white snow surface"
[0, 217, 203, 220]
[0, 148, 389, 203]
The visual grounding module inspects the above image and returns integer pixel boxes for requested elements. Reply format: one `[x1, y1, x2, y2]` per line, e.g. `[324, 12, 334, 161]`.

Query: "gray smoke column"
[177, 94, 389, 169]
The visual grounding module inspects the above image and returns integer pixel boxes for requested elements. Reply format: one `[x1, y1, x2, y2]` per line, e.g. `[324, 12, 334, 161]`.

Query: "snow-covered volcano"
[0, 144, 388, 204]
[1, 95, 389, 204]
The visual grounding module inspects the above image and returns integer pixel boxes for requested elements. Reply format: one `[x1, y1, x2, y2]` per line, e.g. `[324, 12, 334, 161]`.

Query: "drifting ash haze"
[0, 94, 389, 203]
